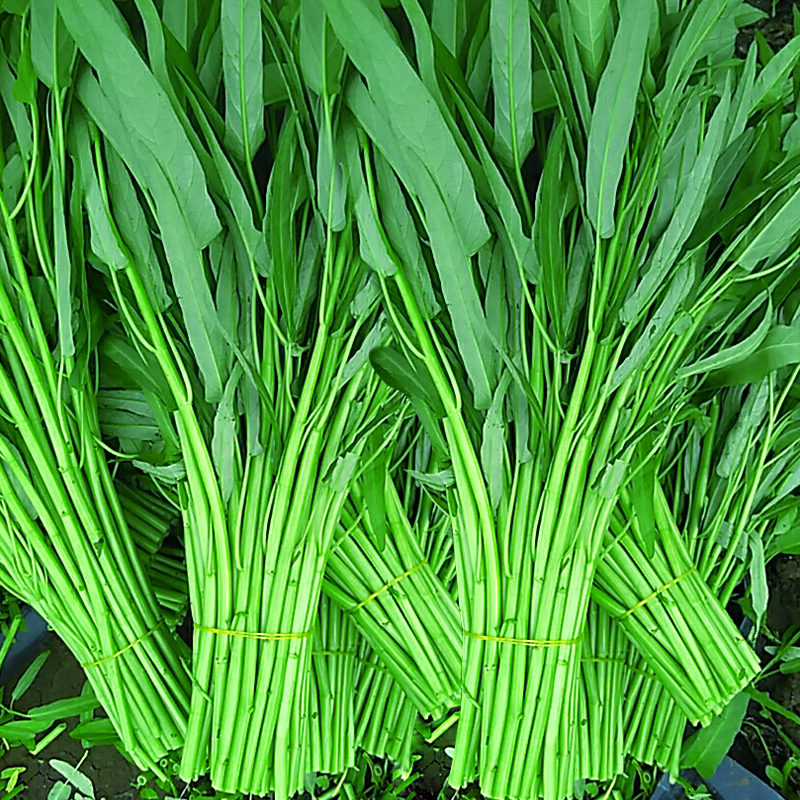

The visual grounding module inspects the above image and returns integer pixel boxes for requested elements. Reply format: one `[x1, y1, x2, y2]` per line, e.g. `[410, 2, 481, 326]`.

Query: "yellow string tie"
[464, 631, 583, 647]
[82, 621, 160, 669]
[349, 558, 427, 613]
[618, 566, 697, 620]
[195, 625, 313, 641]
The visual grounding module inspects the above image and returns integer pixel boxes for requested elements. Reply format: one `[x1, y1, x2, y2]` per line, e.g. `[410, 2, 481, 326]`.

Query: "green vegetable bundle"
[0, 26, 191, 770]
[1, 1, 799, 799]
[323, 438, 462, 720]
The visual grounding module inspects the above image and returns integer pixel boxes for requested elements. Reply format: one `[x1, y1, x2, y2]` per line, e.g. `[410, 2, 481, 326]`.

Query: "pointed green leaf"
[622, 82, 731, 324]
[480, 373, 510, 510]
[221, 0, 265, 163]
[677, 294, 772, 379]
[569, 0, 609, 86]
[49, 761, 94, 799]
[30, 0, 75, 89]
[12, 650, 50, 703]
[324, 0, 490, 255]
[490, 0, 533, 169]
[58, 0, 220, 248]
[709, 325, 800, 386]
[682, 692, 749, 779]
[585, 0, 650, 238]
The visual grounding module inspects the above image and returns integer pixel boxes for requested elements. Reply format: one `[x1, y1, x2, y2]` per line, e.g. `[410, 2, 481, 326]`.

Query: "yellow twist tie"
[464, 631, 582, 647]
[618, 566, 696, 620]
[82, 621, 160, 669]
[195, 624, 313, 641]
[349, 558, 427, 613]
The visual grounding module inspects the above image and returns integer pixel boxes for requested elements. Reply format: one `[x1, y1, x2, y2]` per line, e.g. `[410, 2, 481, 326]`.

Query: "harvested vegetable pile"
[1, 0, 800, 798]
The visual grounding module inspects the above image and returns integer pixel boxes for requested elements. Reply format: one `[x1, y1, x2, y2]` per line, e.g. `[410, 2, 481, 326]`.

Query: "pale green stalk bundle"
[306, 595, 360, 776]
[323, 435, 462, 720]
[576, 603, 628, 783]
[593, 487, 760, 726]
[118, 482, 179, 560]
[622, 660, 683, 777]
[620, 350, 800, 774]
[116, 482, 189, 628]
[352, 638, 417, 772]
[0, 25, 191, 772]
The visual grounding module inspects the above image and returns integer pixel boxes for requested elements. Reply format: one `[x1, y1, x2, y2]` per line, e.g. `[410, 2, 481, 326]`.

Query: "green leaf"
[769, 508, 800, 557]
[2, 0, 31, 13]
[132, 459, 187, 484]
[734, 181, 800, 271]
[59, 0, 221, 249]
[490, 0, 533, 169]
[347, 81, 496, 408]
[765, 765, 785, 787]
[221, 0, 265, 163]
[324, 0, 490, 256]
[654, 0, 733, 125]
[717, 380, 769, 479]
[480, 372, 510, 510]
[68, 719, 119, 746]
[12, 41, 36, 106]
[751, 35, 800, 113]
[629, 437, 658, 558]
[534, 119, 577, 343]
[0, 53, 33, 159]
[47, 782, 71, 800]
[68, 111, 127, 272]
[374, 154, 439, 317]
[406, 468, 454, 491]
[103, 148, 171, 311]
[709, 325, 800, 386]
[74, 69, 229, 401]
[0, 436, 41, 520]
[330, 451, 360, 493]
[27, 695, 99, 722]
[369, 346, 444, 418]
[569, 0, 609, 86]
[362, 434, 388, 550]
[431, 0, 464, 57]
[585, 0, 650, 238]
[48, 761, 94, 799]
[597, 459, 628, 500]
[99, 332, 173, 409]
[452, 91, 538, 286]
[317, 115, 347, 233]
[177, 79, 267, 277]
[554, 0, 591, 131]
[12, 650, 50, 703]
[681, 691, 749, 779]
[746, 684, 800, 728]
[162, 0, 194, 48]
[299, 0, 344, 96]
[749, 530, 768, 628]
[0, 718, 51, 741]
[677, 294, 772, 379]
[30, 0, 75, 89]
[622, 81, 731, 324]
[340, 118, 395, 278]
[211, 365, 242, 504]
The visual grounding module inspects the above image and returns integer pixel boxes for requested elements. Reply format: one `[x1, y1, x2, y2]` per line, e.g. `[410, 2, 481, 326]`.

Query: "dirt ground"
[725, 554, 800, 798]
[1, 635, 141, 800]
